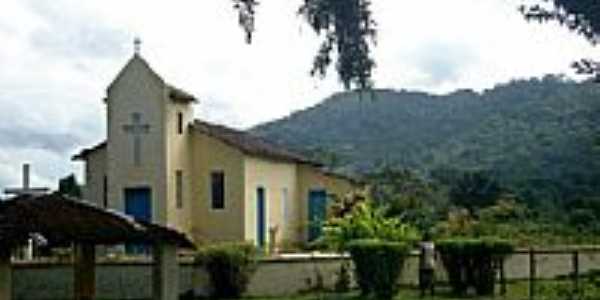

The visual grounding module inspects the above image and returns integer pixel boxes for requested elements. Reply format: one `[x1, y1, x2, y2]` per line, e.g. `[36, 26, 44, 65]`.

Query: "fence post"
[573, 250, 580, 295]
[529, 248, 536, 300]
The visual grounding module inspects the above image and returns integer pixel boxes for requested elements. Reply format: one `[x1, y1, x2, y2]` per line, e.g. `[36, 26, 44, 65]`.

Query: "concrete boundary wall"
[11, 250, 600, 299]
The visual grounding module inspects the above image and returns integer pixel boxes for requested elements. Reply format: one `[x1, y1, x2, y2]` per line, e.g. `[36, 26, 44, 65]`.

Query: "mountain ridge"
[251, 75, 600, 205]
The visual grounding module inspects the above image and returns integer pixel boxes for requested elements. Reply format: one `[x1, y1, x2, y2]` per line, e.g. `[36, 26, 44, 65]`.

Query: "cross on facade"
[3, 164, 49, 196]
[122, 113, 150, 166]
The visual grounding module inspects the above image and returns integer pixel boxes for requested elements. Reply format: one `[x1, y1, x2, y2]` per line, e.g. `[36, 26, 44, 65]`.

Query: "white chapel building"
[73, 51, 356, 248]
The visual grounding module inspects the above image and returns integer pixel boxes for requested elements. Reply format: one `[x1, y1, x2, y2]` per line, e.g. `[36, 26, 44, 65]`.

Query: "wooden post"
[153, 243, 179, 300]
[0, 247, 11, 300]
[74, 243, 96, 300]
[573, 250, 580, 295]
[529, 248, 536, 300]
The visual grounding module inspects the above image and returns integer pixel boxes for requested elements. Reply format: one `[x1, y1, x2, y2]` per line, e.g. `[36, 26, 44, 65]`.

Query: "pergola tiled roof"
[0, 193, 193, 300]
[0, 193, 194, 248]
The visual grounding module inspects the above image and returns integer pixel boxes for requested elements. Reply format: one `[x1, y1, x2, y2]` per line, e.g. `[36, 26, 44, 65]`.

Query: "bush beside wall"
[437, 238, 514, 296]
[347, 239, 410, 300]
[195, 242, 257, 299]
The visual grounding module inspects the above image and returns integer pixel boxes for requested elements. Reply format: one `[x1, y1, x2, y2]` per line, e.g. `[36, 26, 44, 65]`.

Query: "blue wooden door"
[308, 190, 327, 242]
[124, 187, 152, 254]
[256, 187, 266, 248]
[125, 188, 152, 221]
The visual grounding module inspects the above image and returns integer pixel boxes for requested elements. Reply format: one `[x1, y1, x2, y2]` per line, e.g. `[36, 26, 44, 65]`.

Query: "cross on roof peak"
[133, 37, 142, 55]
[3, 163, 50, 197]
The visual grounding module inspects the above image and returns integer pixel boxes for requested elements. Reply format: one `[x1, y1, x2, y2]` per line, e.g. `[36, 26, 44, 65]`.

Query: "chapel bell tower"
[102, 38, 196, 233]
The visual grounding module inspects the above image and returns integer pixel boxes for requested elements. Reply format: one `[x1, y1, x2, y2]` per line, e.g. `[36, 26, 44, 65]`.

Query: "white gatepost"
[0, 248, 11, 300]
[153, 244, 178, 300]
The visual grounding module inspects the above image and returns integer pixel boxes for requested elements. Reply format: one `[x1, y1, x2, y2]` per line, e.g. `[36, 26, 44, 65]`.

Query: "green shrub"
[334, 262, 352, 293]
[195, 242, 257, 298]
[323, 201, 420, 251]
[347, 239, 410, 300]
[437, 238, 514, 296]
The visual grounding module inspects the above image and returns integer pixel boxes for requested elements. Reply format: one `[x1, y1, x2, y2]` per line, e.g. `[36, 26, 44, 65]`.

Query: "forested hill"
[251, 75, 600, 205]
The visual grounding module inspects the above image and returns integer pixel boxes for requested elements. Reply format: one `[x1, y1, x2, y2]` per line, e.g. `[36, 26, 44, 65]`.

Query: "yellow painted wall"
[296, 165, 356, 242]
[164, 99, 194, 234]
[83, 147, 106, 208]
[190, 131, 246, 245]
[243, 157, 297, 247]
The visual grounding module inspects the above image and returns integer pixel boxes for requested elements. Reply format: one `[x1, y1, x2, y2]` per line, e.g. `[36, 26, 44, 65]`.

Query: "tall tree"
[521, 1, 600, 78]
[232, 0, 376, 90]
[233, 1, 600, 87]
[58, 174, 82, 199]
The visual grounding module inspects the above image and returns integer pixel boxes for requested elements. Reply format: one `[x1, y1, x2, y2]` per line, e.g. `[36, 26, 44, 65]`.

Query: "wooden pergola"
[0, 193, 195, 300]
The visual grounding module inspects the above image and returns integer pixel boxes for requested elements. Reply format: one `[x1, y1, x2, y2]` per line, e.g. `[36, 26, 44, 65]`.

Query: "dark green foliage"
[233, 1, 600, 88]
[195, 242, 257, 299]
[232, 0, 375, 90]
[232, 0, 258, 44]
[251, 76, 600, 222]
[347, 239, 410, 300]
[366, 168, 448, 232]
[521, 1, 600, 45]
[298, 0, 376, 89]
[58, 174, 82, 198]
[437, 238, 514, 296]
[447, 170, 505, 213]
[521, 1, 600, 79]
[334, 262, 351, 293]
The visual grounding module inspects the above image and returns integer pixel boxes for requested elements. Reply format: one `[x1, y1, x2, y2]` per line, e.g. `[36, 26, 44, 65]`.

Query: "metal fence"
[433, 247, 600, 300]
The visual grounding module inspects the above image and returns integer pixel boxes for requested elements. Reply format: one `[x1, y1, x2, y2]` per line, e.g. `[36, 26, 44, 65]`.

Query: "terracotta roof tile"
[192, 120, 322, 166]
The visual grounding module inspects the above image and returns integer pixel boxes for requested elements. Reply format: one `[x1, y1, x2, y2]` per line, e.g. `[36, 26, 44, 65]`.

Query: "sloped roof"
[168, 85, 197, 103]
[72, 141, 106, 161]
[106, 54, 197, 103]
[107, 54, 163, 93]
[73, 120, 321, 165]
[0, 193, 194, 248]
[192, 120, 322, 166]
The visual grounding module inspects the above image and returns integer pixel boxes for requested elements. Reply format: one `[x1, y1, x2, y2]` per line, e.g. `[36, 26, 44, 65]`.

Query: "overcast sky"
[0, 0, 598, 190]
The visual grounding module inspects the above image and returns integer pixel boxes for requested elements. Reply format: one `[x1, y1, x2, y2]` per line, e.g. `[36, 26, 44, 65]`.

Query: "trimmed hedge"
[347, 239, 410, 300]
[195, 242, 257, 299]
[437, 238, 514, 296]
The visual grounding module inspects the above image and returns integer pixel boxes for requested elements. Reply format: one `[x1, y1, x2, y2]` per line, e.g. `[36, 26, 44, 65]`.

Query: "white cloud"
[0, 0, 597, 190]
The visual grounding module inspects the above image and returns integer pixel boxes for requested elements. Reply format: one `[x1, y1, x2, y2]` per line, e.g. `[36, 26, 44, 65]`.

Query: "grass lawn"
[248, 280, 583, 300]
[249, 284, 531, 300]
[250, 291, 514, 300]
[56, 280, 591, 300]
